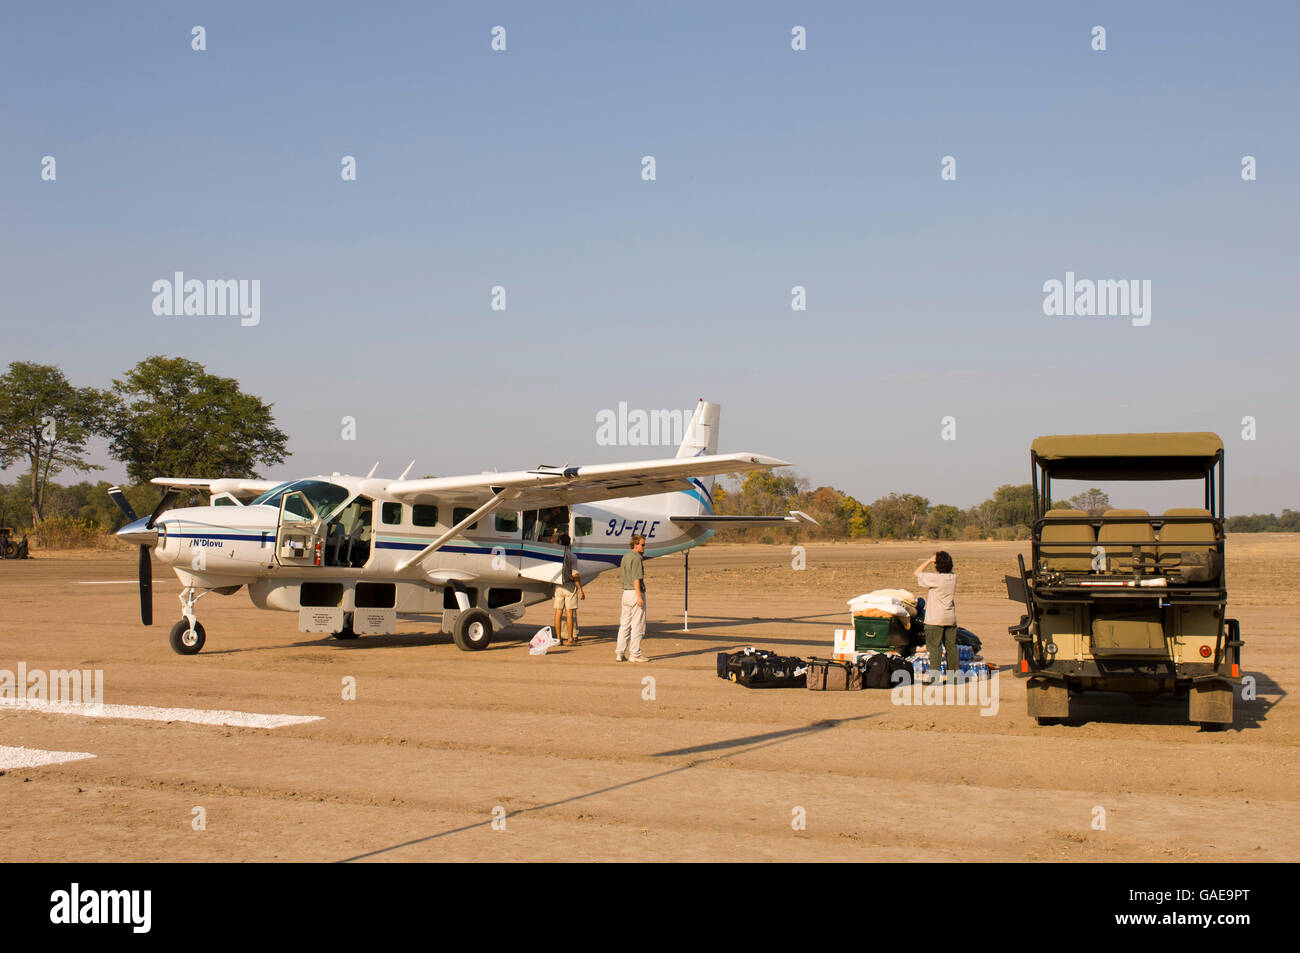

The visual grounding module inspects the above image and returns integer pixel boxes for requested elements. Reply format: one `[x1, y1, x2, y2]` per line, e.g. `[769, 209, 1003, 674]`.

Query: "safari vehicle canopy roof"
[1031, 433, 1223, 481]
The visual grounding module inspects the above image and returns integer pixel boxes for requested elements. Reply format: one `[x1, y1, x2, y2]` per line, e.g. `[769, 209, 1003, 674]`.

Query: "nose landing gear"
[169, 586, 210, 655]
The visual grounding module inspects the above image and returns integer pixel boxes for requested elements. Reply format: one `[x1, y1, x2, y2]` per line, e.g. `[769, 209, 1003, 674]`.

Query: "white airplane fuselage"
[149, 477, 713, 631]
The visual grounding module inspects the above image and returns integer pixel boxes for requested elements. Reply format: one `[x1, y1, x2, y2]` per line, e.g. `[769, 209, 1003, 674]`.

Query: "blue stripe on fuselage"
[174, 532, 264, 543]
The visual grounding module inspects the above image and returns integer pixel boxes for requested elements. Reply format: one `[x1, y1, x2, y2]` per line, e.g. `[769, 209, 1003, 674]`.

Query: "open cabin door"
[325, 497, 373, 567]
[518, 506, 571, 582]
[276, 490, 327, 567]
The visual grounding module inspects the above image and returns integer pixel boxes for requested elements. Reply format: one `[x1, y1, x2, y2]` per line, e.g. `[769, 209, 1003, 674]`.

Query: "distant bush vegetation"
[3, 476, 1293, 548]
[1224, 510, 1300, 533]
[712, 472, 1038, 542]
[29, 515, 124, 550]
[713, 473, 1297, 542]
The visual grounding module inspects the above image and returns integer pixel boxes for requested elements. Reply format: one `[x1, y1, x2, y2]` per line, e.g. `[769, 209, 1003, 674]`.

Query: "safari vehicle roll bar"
[1029, 433, 1225, 519]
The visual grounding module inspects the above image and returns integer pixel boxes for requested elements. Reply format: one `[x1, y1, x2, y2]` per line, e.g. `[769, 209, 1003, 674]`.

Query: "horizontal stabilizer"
[671, 510, 818, 528]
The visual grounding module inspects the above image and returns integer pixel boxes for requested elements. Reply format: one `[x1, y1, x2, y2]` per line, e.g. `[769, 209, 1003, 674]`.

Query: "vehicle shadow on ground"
[336, 713, 879, 862]
[1052, 680, 1280, 732]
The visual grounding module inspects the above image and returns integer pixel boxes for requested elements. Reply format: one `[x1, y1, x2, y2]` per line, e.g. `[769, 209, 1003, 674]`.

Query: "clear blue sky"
[2, 1, 1296, 512]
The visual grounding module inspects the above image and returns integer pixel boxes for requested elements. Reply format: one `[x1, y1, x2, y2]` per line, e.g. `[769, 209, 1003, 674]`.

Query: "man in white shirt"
[914, 551, 958, 683]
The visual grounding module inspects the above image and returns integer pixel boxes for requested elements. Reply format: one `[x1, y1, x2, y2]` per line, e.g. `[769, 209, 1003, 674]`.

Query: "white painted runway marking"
[1, 700, 321, 729]
[0, 745, 96, 770]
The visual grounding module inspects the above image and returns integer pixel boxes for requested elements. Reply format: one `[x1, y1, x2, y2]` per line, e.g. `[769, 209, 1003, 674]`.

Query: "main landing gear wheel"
[169, 619, 206, 655]
[452, 608, 493, 651]
[332, 618, 360, 640]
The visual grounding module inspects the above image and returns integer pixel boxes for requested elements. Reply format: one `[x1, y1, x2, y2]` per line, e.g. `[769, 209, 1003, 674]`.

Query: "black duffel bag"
[861, 653, 913, 690]
[723, 649, 808, 689]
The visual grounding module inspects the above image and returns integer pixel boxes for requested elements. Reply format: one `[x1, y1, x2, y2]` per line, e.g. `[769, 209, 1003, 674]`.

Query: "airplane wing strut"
[393, 488, 521, 575]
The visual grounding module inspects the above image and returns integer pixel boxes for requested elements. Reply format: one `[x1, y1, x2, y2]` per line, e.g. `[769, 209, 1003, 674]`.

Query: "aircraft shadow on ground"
[336, 713, 878, 862]
[200, 614, 835, 657]
[656, 612, 842, 633]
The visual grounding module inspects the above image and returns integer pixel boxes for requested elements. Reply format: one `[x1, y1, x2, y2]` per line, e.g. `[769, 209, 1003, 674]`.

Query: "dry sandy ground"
[0, 537, 1295, 862]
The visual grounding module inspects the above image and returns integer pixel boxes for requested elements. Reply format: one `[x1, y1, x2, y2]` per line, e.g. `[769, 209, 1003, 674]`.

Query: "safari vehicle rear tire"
[1189, 680, 1233, 727]
[169, 619, 206, 655]
[332, 615, 360, 640]
[453, 608, 493, 651]
[1027, 677, 1070, 723]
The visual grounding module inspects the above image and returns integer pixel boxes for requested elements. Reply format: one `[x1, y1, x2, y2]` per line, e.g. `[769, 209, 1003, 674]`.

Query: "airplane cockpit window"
[255, 480, 350, 520]
[251, 482, 294, 506]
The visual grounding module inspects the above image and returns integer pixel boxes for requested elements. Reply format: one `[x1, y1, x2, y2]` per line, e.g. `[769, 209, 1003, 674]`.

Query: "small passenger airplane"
[110, 400, 813, 655]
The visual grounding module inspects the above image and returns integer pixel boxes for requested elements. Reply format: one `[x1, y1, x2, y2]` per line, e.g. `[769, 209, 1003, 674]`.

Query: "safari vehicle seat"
[1097, 509, 1156, 573]
[1040, 509, 1095, 571]
[1158, 507, 1216, 570]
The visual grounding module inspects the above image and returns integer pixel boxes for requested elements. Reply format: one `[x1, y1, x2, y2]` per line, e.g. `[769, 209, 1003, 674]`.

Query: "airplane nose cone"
[117, 517, 159, 547]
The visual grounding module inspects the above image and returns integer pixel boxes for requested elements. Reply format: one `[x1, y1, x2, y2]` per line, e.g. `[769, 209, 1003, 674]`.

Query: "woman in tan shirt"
[914, 551, 958, 683]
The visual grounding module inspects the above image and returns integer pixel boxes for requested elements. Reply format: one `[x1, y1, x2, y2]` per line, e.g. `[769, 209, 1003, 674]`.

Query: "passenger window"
[382, 502, 403, 525]
[412, 505, 439, 527]
[574, 517, 593, 537]
[495, 512, 519, 533]
[453, 507, 479, 530]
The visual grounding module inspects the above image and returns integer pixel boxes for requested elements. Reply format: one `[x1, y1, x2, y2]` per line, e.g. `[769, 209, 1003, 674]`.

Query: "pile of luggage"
[715, 648, 913, 691]
[716, 643, 992, 691]
[715, 585, 993, 691]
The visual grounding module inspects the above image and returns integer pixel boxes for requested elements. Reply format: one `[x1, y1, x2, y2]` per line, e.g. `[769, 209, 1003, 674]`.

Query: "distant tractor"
[1, 526, 29, 560]
[1007, 433, 1242, 729]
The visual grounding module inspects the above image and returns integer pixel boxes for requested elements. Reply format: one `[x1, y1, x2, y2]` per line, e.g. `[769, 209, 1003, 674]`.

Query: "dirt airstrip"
[1, 537, 1296, 862]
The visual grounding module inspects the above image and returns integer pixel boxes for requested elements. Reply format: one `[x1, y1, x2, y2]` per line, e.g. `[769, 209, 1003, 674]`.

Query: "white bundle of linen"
[847, 588, 919, 621]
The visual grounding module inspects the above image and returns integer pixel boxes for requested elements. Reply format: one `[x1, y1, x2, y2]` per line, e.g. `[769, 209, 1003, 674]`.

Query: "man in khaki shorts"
[553, 533, 584, 645]
[615, 534, 647, 662]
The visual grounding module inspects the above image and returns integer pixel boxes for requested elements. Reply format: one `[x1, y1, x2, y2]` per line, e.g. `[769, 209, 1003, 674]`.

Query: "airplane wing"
[150, 477, 283, 499]
[381, 452, 791, 509]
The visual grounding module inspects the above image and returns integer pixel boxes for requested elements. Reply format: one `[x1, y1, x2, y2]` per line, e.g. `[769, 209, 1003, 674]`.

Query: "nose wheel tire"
[452, 608, 493, 651]
[169, 619, 206, 655]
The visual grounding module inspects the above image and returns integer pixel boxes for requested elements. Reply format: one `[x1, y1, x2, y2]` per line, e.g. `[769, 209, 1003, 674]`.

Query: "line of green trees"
[0, 357, 288, 528]
[712, 472, 1295, 542]
[712, 472, 1044, 542]
[1223, 510, 1300, 533]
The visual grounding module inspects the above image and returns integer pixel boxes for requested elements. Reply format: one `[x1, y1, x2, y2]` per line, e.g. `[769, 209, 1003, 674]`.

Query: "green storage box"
[852, 614, 909, 651]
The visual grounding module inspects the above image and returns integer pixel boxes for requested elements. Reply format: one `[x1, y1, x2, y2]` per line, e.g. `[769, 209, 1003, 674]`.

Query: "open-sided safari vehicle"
[1006, 433, 1242, 729]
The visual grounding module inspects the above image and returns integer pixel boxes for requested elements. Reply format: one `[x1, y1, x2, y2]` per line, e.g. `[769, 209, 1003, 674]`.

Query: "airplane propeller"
[109, 487, 179, 626]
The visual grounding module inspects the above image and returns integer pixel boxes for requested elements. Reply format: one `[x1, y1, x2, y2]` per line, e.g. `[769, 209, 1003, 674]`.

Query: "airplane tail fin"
[666, 400, 720, 517]
[675, 399, 719, 459]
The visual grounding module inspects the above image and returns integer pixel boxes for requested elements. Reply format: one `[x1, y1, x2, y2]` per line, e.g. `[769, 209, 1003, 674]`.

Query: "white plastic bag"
[528, 626, 559, 656]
